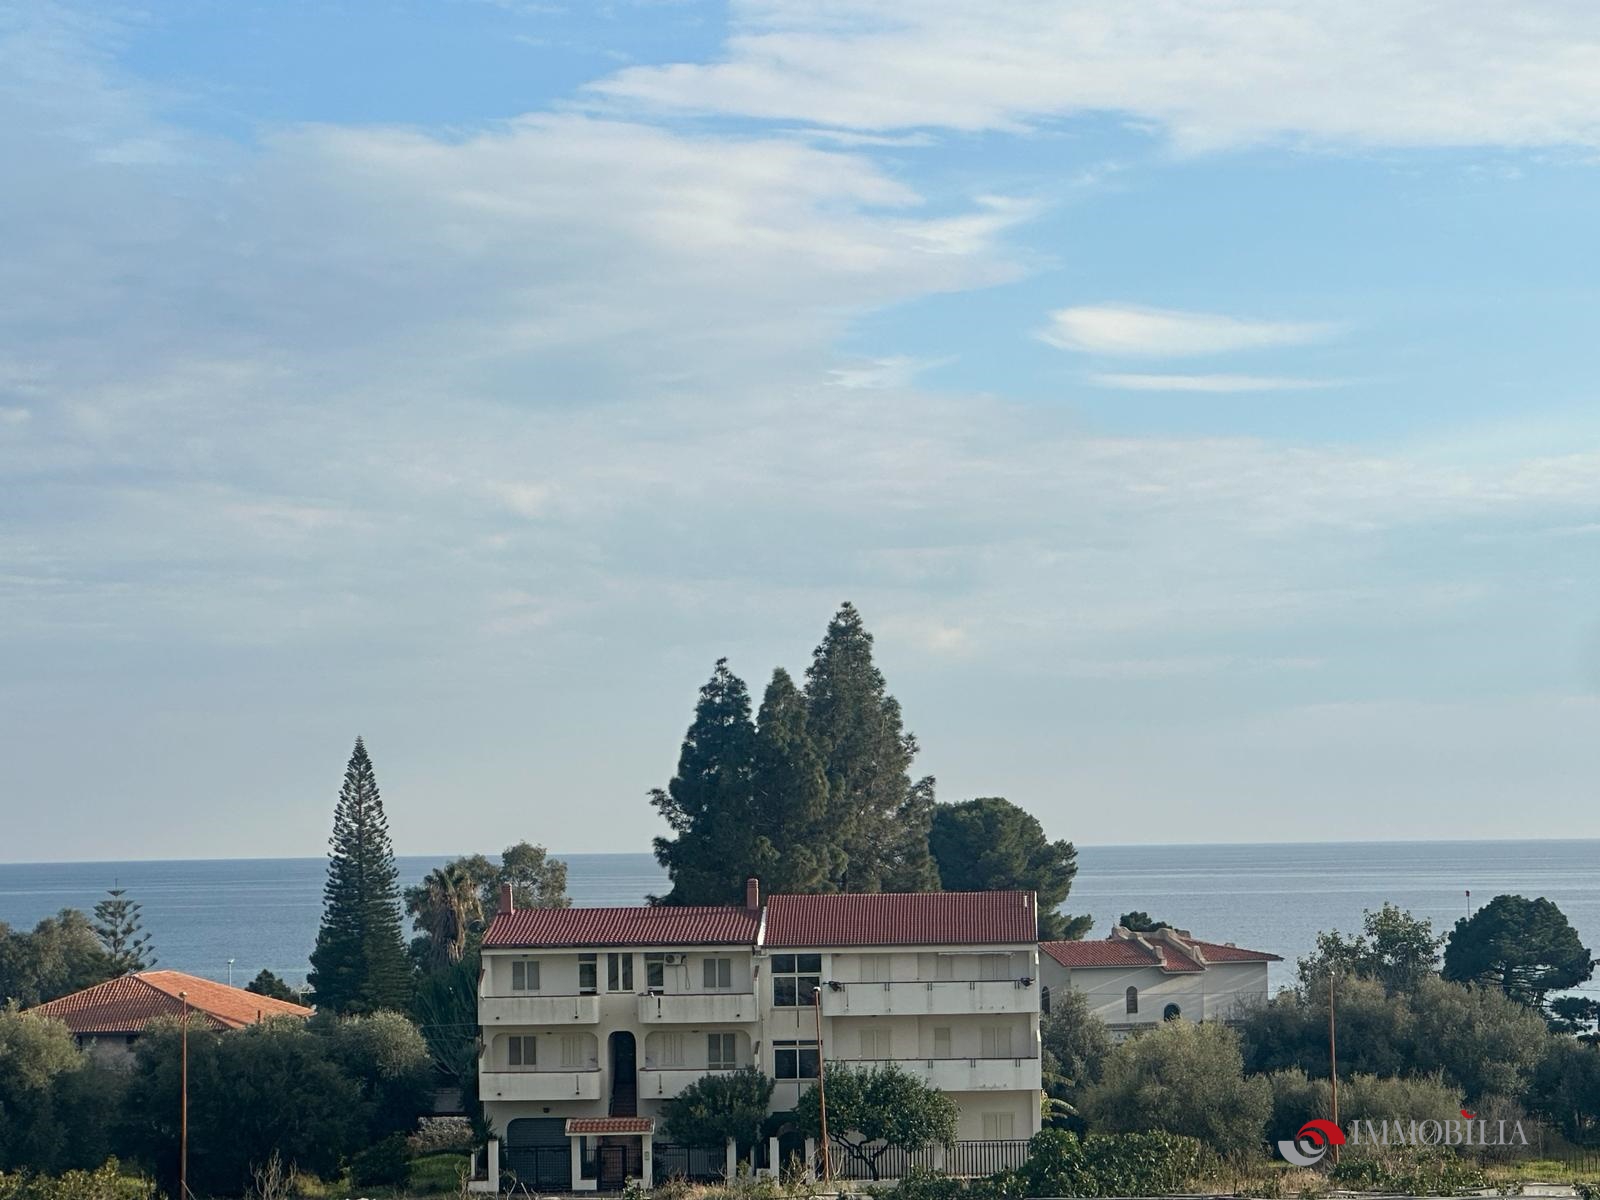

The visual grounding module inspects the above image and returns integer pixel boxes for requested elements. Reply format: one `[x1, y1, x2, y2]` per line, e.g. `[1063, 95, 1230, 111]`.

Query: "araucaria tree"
[308, 738, 412, 1013]
[92, 887, 155, 973]
[1443, 894, 1593, 1010]
[804, 603, 939, 892]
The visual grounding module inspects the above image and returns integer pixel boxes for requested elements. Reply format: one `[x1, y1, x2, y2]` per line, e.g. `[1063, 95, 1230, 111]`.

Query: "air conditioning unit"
[663, 953, 687, 966]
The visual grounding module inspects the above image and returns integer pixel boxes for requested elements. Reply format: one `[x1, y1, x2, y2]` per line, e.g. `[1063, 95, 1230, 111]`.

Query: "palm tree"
[412, 863, 484, 971]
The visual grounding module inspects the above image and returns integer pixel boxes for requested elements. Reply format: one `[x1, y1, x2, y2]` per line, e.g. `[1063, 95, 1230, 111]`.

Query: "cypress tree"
[308, 738, 412, 1013]
[93, 887, 155, 974]
[804, 602, 939, 892]
[650, 660, 760, 905]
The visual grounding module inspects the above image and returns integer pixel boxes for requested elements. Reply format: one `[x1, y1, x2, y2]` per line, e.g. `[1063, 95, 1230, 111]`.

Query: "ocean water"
[1, 841, 1596, 994]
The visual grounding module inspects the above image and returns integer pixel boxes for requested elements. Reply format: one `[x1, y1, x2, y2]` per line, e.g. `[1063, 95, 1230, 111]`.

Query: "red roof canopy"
[764, 891, 1037, 948]
[484, 905, 759, 949]
[27, 970, 312, 1035]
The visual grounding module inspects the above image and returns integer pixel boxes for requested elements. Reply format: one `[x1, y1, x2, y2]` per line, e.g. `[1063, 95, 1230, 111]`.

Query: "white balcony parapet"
[479, 1068, 602, 1101]
[639, 1066, 744, 1098]
[833, 1056, 1040, 1092]
[480, 994, 602, 1025]
[637, 991, 758, 1024]
[820, 980, 1035, 1016]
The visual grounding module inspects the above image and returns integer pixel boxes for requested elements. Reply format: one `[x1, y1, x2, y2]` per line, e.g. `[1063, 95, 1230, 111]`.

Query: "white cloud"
[591, 1, 1600, 151]
[1042, 304, 1337, 357]
[826, 356, 945, 390]
[1092, 373, 1338, 393]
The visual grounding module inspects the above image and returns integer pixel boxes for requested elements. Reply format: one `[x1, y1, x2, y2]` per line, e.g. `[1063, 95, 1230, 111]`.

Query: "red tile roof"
[484, 905, 760, 949]
[27, 970, 312, 1035]
[566, 1117, 655, 1135]
[764, 891, 1037, 948]
[1041, 934, 1279, 972]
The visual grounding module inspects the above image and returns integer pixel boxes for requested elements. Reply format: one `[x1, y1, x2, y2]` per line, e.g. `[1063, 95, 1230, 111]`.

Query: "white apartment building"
[1039, 926, 1278, 1040]
[473, 882, 1042, 1192]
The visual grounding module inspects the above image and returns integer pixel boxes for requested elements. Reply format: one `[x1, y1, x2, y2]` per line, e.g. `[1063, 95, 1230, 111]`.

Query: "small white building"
[1039, 926, 1278, 1039]
[473, 881, 1042, 1192]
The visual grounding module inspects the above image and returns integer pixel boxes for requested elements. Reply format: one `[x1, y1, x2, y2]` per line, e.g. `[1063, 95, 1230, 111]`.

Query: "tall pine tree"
[93, 887, 155, 974]
[308, 737, 412, 1013]
[749, 668, 836, 895]
[650, 661, 760, 905]
[805, 602, 939, 892]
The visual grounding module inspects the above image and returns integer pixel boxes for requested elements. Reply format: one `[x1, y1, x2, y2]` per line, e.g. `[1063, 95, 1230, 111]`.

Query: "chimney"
[745, 878, 760, 910]
[499, 883, 515, 913]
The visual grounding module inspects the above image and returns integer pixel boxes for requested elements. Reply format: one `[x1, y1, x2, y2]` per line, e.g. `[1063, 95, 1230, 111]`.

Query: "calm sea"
[1, 841, 1596, 994]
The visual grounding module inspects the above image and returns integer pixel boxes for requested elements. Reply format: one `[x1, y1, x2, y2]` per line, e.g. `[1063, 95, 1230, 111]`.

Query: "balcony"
[639, 1066, 741, 1099]
[836, 1057, 1040, 1092]
[479, 1068, 602, 1102]
[820, 980, 1035, 1016]
[637, 992, 758, 1024]
[480, 994, 601, 1025]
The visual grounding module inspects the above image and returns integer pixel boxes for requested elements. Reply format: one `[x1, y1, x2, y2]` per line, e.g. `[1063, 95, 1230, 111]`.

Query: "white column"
[803, 1137, 817, 1182]
[642, 1134, 654, 1189]
[487, 1138, 500, 1192]
[725, 1137, 738, 1180]
[767, 1136, 781, 1179]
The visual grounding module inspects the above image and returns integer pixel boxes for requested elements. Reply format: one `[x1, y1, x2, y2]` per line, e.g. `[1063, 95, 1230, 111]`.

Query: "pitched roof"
[764, 891, 1037, 948]
[566, 1117, 655, 1135]
[27, 970, 312, 1035]
[1041, 932, 1280, 973]
[483, 905, 760, 949]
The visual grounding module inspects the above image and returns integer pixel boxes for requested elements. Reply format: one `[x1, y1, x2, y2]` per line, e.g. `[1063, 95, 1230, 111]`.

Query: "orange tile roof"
[1041, 933, 1279, 973]
[765, 891, 1037, 947]
[566, 1117, 655, 1135]
[27, 970, 312, 1035]
[484, 905, 759, 949]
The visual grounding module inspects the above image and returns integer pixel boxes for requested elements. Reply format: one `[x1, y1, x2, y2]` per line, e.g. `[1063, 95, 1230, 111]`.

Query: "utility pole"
[1327, 970, 1340, 1164]
[180, 990, 190, 1199]
[813, 987, 831, 1184]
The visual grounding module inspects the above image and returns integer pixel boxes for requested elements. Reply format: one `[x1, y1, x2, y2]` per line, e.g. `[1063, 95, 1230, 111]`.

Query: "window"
[645, 953, 666, 990]
[607, 952, 633, 992]
[560, 1035, 588, 1069]
[980, 1025, 1013, 1058]
[657, 1033, 685, 1067]
[774, 1039, 819, 1079]
[772, 954, 822, 1006]
[510, 959, 541, 992]
[1125, 986, 1138, 1015]
[858, 1027, 890, 1059]
[579, 954, 598, 994]
[933, 954, 955, 981]
[932, 1027, 951, 1058]
[1163, 1003, 1182, 1022]
[978, 954, 1010, 981]
[702, 957, 732, 990]
[708, 1033, 738, 1070]
[981, 1113, 1015, 1140]
[860, 953, 892, 982]
[507, 1035, 536, 1069]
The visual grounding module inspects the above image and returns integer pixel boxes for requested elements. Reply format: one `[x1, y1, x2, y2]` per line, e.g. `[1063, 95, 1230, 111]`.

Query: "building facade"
[1039, 926, 1278, 1039]
[474, 882, 1042, 1191]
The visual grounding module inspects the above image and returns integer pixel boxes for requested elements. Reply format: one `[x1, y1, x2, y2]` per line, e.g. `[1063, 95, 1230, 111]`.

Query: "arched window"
[1125, 986, 1138, 1014]
[1163, 1003, 1182, 1022]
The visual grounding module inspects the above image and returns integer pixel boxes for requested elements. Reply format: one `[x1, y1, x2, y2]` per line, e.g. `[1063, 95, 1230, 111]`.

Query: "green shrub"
[878, 1167, 1007, 1200]
[1329, 1147, 1486, 1195]
[0, 1160, 155, 1200]
[349, 1133, 411, 1188]
[1000, 1128, 1208, 1197]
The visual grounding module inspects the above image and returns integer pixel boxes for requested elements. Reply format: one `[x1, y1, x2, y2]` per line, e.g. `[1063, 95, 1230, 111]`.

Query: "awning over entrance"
[566, 1117, 656, 1136]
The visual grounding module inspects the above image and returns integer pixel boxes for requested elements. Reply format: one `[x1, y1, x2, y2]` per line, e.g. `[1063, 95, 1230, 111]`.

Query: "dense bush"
[1329, 1147, 1486, 1195]
[0, 1160, 154, 1200]
[0, 1011, 128, 1175]
[996, 1129, 1207, 1198]
[350, 1133, 411, 1188]
[1079, 1021, 1271, 1154]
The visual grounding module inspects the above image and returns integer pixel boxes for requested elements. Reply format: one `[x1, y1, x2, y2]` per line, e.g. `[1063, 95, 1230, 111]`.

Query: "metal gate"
[597, 1144, 628, 1191]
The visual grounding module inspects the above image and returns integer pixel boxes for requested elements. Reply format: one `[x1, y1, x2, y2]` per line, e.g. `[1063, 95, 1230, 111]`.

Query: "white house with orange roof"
[1039, 926, 1279, 1039]
[471, 881, 1042, 1192]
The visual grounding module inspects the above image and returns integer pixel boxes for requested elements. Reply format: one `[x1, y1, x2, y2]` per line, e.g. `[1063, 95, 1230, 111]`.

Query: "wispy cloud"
[1041, 304, 1338, 357]
[1092, 373, 1339, 393]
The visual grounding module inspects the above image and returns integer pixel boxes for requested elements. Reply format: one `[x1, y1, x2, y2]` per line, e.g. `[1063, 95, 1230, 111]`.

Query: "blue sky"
[3, 0, 1599, 862]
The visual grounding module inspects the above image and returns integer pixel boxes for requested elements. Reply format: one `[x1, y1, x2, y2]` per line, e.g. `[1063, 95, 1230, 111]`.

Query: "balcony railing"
[833, 1056, 1040, 1091]
[479, 993, 601, 1025]
[479, 1068, 602, 1101]
[820, 979, 1036, 1016]
[637, 991, 758, 1024]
